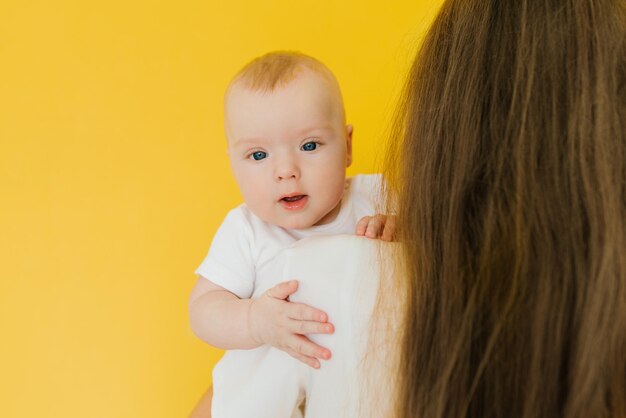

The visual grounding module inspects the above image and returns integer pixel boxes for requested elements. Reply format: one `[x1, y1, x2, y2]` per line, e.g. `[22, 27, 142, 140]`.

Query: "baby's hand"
[356, 214, 396, 241]
[248, 280, 334, 369]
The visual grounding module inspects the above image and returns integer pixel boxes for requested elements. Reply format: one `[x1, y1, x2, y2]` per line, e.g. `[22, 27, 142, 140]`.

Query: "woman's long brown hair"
[384, 0, 626, 417]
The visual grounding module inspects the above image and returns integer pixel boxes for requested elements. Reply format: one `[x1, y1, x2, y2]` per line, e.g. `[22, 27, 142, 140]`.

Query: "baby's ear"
[346, 125, 353, 167]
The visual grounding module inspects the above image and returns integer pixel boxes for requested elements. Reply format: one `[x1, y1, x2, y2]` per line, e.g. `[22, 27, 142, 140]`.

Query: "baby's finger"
[289, 319, 334, 335]
[365, 215, 385, 238]
[284, 348, 321, 369]
[355, 216, 371, 236]
[288, 334, 332, 362]
[265, 280, 299, 301]
[381, 216, 396, 241]
[287, 302, 328, 322]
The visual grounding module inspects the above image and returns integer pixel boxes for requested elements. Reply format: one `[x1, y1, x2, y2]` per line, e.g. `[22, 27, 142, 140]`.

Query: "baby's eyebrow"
[231, 138, 267, 148]
[298, 126, 333, 136]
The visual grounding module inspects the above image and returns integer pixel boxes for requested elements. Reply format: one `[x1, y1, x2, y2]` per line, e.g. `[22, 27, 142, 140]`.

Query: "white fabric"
[195, 175, 383, 418]
[286, 235, 396, 418]
[212, 235, 395, 418]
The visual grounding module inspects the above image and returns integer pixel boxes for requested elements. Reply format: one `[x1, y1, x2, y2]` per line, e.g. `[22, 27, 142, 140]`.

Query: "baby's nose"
[274, 162, 300, 181]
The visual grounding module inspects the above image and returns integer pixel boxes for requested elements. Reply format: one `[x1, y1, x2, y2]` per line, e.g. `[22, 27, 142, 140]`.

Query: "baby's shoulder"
[350, 173, 383, 191]
[220, 204, 251, 228]
[348, 173, 384, 203]
[223, 204, 283, 237]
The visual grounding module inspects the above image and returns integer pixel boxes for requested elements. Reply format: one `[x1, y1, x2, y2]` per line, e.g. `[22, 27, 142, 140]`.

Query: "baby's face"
[225, 70, 352, 230]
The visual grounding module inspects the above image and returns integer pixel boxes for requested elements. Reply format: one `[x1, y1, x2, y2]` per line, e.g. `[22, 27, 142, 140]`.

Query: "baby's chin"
[247, 209, 312, 230]
[270, 206, 340, 230]
[274, 217, 317, 231]
[265, 213, 322, 231]
[250, 204, 338, 230]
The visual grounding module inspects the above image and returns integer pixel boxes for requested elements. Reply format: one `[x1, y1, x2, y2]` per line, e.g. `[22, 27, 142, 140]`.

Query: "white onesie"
[195, 174, 381, 418]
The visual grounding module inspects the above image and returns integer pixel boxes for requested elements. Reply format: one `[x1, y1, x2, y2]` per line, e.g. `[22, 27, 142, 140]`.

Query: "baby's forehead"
[226, 68, 341, 103]
[224, 73, 346, 145]
[224, 71, 345, 128]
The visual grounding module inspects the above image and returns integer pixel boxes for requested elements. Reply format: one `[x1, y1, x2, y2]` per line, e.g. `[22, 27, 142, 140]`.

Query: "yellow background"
[0, 1, 441, 416]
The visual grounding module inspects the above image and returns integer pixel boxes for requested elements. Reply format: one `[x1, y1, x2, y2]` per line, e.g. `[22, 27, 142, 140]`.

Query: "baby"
[189, 51, 392, 418]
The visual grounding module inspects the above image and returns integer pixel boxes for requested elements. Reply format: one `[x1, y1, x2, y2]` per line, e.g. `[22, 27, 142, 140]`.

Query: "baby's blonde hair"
[230, 51, 337, 92]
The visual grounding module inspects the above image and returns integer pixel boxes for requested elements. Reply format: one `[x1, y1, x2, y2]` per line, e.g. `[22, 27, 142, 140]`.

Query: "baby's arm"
[355, 214, 396, 241]
[188, 277, 333, 369]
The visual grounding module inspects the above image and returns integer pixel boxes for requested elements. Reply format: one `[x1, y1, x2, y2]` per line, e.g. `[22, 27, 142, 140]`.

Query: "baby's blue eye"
[301, 142, 317, 151]
[250, 151, 267, 161]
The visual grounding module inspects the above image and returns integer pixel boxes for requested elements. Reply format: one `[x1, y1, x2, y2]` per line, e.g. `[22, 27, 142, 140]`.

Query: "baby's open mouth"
[279, 194, 309, 210]
[281, 195, 306, 202]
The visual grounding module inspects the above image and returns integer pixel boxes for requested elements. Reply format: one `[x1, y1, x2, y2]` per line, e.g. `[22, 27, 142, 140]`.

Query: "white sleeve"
[351, 173, 385, 218]
[359, 173, 384, 204]
[194, 208, 256, 298]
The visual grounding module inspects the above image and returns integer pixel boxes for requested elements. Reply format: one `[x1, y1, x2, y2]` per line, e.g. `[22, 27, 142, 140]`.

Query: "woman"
[384, 0, 626, 417]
